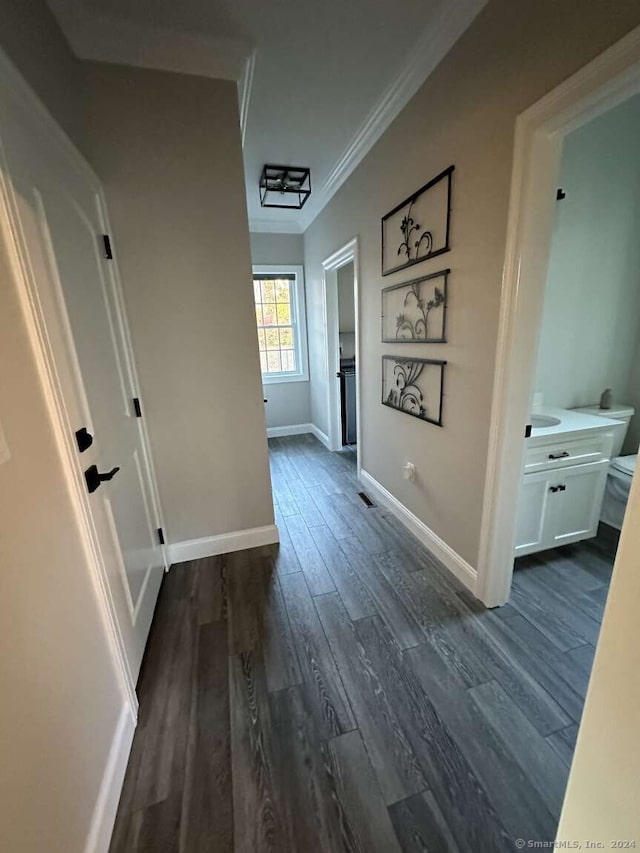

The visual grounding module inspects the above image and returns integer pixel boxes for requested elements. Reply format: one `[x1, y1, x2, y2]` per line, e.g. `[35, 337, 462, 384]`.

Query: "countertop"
[528, 406, 624, 445]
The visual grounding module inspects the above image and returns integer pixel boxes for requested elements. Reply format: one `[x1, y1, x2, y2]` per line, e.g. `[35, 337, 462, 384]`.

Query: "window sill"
[262, 372, 309, 385]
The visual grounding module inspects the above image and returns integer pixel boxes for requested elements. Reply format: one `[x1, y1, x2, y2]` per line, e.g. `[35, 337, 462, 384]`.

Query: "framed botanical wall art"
[381, 268, 449, 343]
[382, 356, 446, 426]
[381, 165, 454, 276]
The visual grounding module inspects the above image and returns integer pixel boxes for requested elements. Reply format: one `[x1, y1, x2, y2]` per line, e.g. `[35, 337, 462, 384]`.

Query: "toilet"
[573, 404, 637, 530]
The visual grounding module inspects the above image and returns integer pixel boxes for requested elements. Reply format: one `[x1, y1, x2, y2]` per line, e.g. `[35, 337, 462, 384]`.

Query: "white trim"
[266, 420, 356, 452]
[167, 524, 280, 564]
[360, 469, 477, 593]
[49, 0, 484, 233]
[47, 0, 250, 81]
[239, 51, 256, 147]
[477, 25, 640, 607]
[266, 423, 314, 438]
[298, 0, 488, 231]
[262, 374, 309, 385]
[84, 705, 135, 853]
[253, 264, 309, 383]
[321, 238, 361, 478]
[311, 424, 332, 450]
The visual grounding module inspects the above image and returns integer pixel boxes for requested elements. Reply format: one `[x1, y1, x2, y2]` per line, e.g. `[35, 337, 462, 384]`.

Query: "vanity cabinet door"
[548, 460, 609, 547]
[515, 460, 609, 557]
[514, 470, 554, 556]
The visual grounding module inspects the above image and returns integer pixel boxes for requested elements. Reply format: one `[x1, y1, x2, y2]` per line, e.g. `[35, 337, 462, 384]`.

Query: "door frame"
[322, 237, 361, 473]
[0, 47, 168, 712]
[476, 25, 640, 607]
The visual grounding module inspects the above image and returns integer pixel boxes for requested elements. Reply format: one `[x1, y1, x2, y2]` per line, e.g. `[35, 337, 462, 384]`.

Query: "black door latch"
[75, 427, 94, 453]
[85, 464, 120, 494]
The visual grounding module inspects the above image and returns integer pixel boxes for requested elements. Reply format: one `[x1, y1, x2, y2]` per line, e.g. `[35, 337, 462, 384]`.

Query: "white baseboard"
[310, 424, 331, 449]
[266, 423, 315, 438]
[264, 422, 332, 449]
[359, 469, 478, 594]
[85, 704, 136, 853]
[167, 524, 279, 564]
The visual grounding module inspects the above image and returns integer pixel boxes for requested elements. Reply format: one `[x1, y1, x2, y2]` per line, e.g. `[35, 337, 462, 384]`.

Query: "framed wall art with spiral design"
[381, 165, 453, 276]
[381, 356, 446, 426]
[381, 268, 448, 343]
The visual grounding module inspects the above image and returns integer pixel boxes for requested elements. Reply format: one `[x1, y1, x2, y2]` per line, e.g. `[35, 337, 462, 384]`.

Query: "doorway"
[322, 238, 361, 469]
[477, 29, 640, 608]
[337, 261, 357, 448]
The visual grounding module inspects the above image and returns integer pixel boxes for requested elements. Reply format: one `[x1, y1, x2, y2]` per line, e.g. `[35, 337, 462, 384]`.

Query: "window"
[253, 265, 308, 383]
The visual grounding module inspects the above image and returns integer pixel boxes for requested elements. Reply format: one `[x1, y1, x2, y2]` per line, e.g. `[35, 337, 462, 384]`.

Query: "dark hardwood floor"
[110, 434, 617, 852]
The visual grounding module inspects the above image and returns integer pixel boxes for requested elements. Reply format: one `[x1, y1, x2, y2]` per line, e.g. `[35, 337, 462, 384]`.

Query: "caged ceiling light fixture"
[259, 165, 311, 209]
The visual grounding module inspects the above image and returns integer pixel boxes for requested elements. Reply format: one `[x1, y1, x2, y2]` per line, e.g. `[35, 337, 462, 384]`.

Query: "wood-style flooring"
[109, 434, 617, 852]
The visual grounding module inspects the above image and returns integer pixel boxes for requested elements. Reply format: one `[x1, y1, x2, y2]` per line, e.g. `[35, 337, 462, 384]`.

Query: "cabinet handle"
[558, 484, 566, 492]
[549, 484, 567, 493]
[549, 485, 558, 493]
[548, 451, 570, 460]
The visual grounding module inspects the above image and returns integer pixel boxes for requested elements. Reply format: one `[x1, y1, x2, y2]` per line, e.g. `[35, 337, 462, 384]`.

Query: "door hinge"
[556, 188, 566, 200]
[133, 397, 142, 418]
[157, 527, 165, 545]
[525, 423, 532, 438]
[102, 234, 113, 259]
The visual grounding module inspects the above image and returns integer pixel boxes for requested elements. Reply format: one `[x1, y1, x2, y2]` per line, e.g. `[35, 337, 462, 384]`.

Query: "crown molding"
[47, 0, 251, 81]
[238, 52, 256, 146]
[48, 0, 487, 232]
[297, 0, 488, 231]
[248, 217, 303, 234]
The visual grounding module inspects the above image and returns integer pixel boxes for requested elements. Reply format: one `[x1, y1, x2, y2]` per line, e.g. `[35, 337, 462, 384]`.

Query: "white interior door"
[0, 82, 165, 684]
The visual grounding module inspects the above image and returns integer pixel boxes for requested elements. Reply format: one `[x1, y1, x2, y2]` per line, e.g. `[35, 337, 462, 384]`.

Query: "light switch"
[0, 417, 10, 465]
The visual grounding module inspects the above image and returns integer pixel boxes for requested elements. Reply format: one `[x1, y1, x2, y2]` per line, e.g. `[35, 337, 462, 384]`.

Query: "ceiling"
[47, 0, 486, 233]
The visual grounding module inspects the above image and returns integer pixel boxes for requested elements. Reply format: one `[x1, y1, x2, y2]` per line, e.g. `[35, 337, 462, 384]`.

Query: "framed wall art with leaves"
[381, 165, 454, 276]
[382, 356, 446, 426]
[381, 268, 448, 343]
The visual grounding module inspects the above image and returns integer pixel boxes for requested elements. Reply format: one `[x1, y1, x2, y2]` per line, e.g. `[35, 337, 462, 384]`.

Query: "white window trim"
[253, 264, 309, 385]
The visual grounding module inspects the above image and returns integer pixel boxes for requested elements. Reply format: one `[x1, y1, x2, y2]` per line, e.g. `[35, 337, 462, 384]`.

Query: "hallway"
[109, 434, 614, 852]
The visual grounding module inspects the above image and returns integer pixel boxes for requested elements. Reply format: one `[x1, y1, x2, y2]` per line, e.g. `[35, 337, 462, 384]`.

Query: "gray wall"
[250, 232, 304, 266]
[250, 232, 312, 429]
[627, 334, 640, 454]
[82, 64, 274, 544]
[303, 0, 640, 567]
[0, 0, 80, 142]
[534, 95, 640, 455]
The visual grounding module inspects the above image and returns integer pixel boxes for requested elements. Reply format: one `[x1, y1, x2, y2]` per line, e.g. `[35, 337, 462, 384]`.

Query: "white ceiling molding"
[47, 0, 252, 81]
[297, 0, 488, 232]
[248, 217, 303, 235]
[238, 52, 256, 147]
